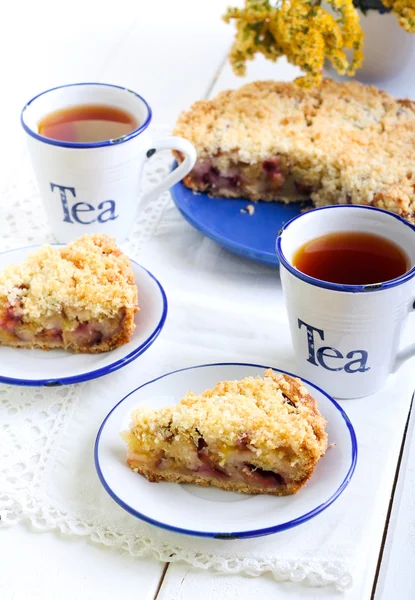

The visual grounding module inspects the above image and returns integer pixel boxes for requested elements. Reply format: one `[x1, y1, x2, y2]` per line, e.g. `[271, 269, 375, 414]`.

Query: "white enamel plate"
[95, 363, 357, 539]
[0, 245, 167, 386]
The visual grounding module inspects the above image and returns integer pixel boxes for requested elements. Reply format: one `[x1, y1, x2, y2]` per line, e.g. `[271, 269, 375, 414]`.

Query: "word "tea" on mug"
[298, 319, 370, 374]
[50, 183, 118, 225]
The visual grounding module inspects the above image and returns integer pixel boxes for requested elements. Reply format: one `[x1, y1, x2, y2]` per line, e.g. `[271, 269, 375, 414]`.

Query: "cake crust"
[123, 369, 328, 496]
[173, 79, 415, 222]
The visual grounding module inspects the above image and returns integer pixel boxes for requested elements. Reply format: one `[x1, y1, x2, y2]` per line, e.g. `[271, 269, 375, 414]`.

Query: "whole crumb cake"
[173, 79, 415, 223]
[122, 369, 328, 496]
[0, 234, 138, 353]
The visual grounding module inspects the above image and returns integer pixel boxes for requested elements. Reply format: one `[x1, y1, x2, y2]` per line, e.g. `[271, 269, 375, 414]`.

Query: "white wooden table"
[1, 2, 414, 598]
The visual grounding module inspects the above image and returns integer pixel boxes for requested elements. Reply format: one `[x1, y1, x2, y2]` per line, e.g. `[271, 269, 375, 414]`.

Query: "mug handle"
[393, 299, 415, 372]
[141, 136, 196, 203]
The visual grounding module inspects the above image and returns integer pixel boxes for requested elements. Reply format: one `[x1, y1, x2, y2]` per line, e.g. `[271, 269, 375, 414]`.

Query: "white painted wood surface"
[0, 526, 165, 600]
[1, 1, 415, 599]
[375, 392, 415, 600]
[157, 563, 346, 600]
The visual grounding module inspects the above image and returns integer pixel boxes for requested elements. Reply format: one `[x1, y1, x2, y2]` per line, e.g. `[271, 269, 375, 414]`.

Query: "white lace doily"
[1, 128, 413, 591]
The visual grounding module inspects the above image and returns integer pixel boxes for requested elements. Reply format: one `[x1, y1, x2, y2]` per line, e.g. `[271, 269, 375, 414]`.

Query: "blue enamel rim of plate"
[21, 82, 152, 149]
[276, 205, 415, 293]
[94, 362, 358, 539]
[0, 245, 167, 387]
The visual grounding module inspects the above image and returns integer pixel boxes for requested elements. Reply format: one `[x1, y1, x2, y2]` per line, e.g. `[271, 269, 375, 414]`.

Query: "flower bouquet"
[223, 0, 415, 87]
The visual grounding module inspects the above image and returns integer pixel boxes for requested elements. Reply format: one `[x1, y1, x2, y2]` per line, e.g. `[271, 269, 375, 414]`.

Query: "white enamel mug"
[21, 83, 196, 243]
[276, 206, 415, 399]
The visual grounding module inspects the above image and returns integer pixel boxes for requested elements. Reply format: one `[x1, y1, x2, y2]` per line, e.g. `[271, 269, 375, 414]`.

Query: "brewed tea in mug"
[293, 231, 409, 285]
[38, 104, 139, 143]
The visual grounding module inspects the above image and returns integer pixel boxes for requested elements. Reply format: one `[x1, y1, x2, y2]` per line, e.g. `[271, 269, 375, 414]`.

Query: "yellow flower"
[383, 0, 415, 33]
[224, 0, 415, 87]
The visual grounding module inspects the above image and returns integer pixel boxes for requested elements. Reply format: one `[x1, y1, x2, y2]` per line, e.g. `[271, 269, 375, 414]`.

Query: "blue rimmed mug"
[21, 83, 196, 242]
[277, 205, 415, 399]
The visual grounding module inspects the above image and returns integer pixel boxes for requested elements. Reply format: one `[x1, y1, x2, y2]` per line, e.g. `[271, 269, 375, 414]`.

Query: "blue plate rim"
[94, 362, 358, 539]
[0, 244, 168, 387]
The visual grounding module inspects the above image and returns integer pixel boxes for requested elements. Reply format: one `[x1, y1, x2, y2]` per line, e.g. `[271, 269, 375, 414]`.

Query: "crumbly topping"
[174, 79, 415, 221]
[128, 370, 327, 458]
[174, 80, 313, 162]
[0, 234, 138, 320]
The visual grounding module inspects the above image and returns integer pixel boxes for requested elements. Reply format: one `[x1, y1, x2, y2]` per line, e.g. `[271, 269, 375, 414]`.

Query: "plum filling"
[0, 303, 124, 349]
[197, 464, 230, 480]
[68, 323, 103, 346]
[294, 181, 313, 196]
[0, 309, 64, 342]
[37, 327, 63, 342]
[188, 156, 312, 200]
[195, 434, 228, 476]
[197, 445, 229, 479]
[242, 464, 285, 488]
[0, 304, 23, 332]
[282, 393, 296, 408]
[143, 432, 287, 488]
[150, 448, 287, 488]
[262, 158, 286, 188]
[236, 432, 251, 450]
[196, 431, 208, 451]
[200, 165, 241, 190]
[133, 430, 290, 490]
[262, 158, 281, 174]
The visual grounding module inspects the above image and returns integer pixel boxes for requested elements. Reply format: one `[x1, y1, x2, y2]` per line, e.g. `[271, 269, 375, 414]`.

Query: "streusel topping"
[174, 79, 414, 162]
[0, 234, 138, 320]
[129, 370, 327, 458]
[174, 79, 415, 221]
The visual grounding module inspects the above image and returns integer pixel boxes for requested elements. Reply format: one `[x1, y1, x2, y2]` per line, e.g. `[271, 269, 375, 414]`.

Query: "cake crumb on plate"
[241, 204, 255, 215]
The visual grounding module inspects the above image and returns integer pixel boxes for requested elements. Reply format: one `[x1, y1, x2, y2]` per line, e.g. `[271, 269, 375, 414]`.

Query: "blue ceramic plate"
[95, 363, 357, 539]
[171, 180, 311, 267]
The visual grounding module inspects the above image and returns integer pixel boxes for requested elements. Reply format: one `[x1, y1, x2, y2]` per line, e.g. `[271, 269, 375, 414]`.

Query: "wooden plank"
[374, 392, 415, 600]
[99, 0, 233, 125]
[0, 526, 165, 600]
[156, 563, 350, 600]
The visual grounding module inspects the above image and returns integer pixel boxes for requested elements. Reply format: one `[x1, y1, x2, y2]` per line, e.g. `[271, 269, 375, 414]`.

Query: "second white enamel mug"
[277, 206, 415, 399]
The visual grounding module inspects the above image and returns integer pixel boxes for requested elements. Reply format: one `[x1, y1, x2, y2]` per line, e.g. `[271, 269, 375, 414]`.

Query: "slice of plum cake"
[0, 234, 138, 353]
[122, 369, 328, 496]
